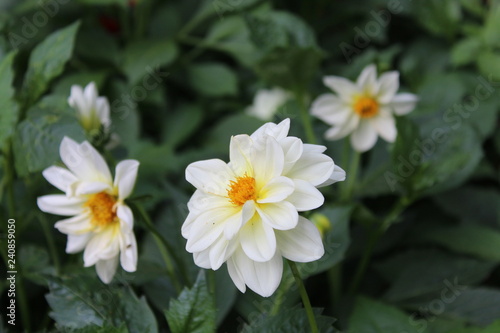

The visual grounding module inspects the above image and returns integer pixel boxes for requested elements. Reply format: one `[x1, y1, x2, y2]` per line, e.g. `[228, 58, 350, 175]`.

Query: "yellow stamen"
[354, 96, 379, 118]
[227, 174, 257, 206]
[85, 192, 118, 227]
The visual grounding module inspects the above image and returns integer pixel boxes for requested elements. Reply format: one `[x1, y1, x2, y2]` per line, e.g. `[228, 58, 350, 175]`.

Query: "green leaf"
[45, 277, 106, 329]
[0, 51, 19, 149]
[412, 0, 462, 38]
[450, 320, 500, 333]
[162, 104, 203, 148]
[115, 287, 158, 333]
[188, 62, 238, 97]
[451, 37, 482, 66]
[413, 123, 483, 196]
[12, 96, 86, 176]
[122, 39, 178, 85]
[76, 0, 127, 6]
[483, 5, 500, 48]
[245, 11, 323, 90]
[255, 46, 323, 91]
[166, 271, 216, 333]
[387, 117, 421, 195]
[300, 205, 353, 277]
[242, 306, 336, 333]
[407, 288, 500, 327]
[22, 21, 81, 106]
[433, 186, 500, 228]
[415, 225, 500, 262]
[348, 296, 419, 333]
[19, 244, 55, 284]
[477, 51, 500, 81]
[377, 249, 496, 302]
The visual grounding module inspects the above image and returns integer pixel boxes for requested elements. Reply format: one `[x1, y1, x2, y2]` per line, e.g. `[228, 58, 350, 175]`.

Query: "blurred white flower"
[311, 64, 418, 152]
[246, 87, 290, 121]
[182, 119, 345, 297]
[68, 82, 111, 134]
[37, 137, 139, 283]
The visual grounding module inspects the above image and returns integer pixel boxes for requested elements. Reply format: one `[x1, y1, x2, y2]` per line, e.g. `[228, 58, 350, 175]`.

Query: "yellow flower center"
[227, 174, 257, 206]
[85, 192, 118, 227]
[354, 96, 379, 118]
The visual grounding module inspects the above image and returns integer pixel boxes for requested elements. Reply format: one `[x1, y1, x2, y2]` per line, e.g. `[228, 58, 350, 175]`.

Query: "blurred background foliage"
[0, 0, 499, 332]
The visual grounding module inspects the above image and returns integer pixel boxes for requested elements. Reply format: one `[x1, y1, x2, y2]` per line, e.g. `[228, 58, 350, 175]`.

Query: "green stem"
[288, 260, 318, 333]
[348, 197, 410, 295]
[5, 140, 16, 217]
[17, 275, 31, 331]
[39, 214, 61, 275]
[341, 150, 361, 202]
[295, 90, 317, 144]
[327, 263, 341, 313]
[135, 204, 184, 293]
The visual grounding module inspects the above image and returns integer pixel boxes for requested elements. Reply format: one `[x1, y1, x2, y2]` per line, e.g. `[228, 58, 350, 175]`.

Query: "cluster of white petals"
[37, 137, 139, 283]
[311, 64, 418, 152]
[68, 82, 111, 134]
[246, 87, 290, 121]
[182, 119, 345, 297]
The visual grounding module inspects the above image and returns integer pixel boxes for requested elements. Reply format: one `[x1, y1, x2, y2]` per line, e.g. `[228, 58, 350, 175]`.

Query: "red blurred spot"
[99, 15, 121, 34]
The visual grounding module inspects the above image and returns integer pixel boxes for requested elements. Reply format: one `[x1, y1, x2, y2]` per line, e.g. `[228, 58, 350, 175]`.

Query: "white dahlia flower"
[246, 87, 290, 121]
[37, 137, 139, 283]
[182, 119, 345, 297]
[68, 82, 111, 134]
[311, 64, 418, 152]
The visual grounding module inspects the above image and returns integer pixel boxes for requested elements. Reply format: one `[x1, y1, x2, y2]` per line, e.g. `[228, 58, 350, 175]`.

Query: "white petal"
[66, 233, 92, 253]
[324, 114, 360, 141]
[257, 176, 294, 204]
[185, 206, 238, 253]
[317, 165, 346, 187]
[223, 202, 253, 240]
[252, 136, 284, 187]
[228, 247, 283, 297]
[390, 93, 418, 115]
[377, 71, 400, 104]
[302, 144, 326, 154]
[256, 201, 299, 230]
[356, 64, 378, 94]
[95, 256, 119, 284]
[187, 190, 229, 214]
[68, 85, 87, 114]
[240, 216, 277, 262]
[276, 216, 324, 262]
[250, 118, 290, 141]
[185, 159, 234, 196]
[227, 249, 246, 293]
[54, 213, 93, 234]
[119, 231, 137, 272]
[193, 250, 211, 269]
[323, 76, 358, 102]
[96, 97, 111, 127]
[286, 179, 324, 211]
[310, 93, 351, 125]
[117, 204, 134, 232]
[209, 236, 238, 270]
[74, 181, 112, 196]
[42, 166, 78, 194]
[229, 135, 254, 176]
[350, 120, 378, 152]
[59, 137, 112, 183]
[114, 160, 139, 200]
[285, 151, 334, 187]
[373, 114, 397, 143]
[84, 82, 98, 107]
[280, 137, 303, 174]
[37, 195, 85, 216]
[83, 226, 121, 266]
